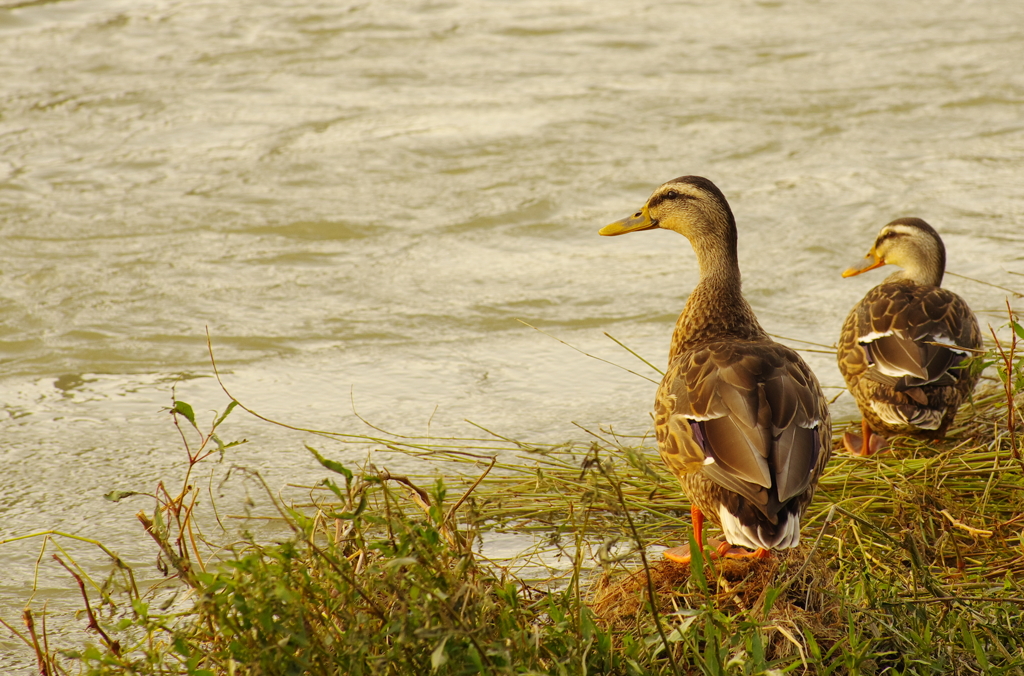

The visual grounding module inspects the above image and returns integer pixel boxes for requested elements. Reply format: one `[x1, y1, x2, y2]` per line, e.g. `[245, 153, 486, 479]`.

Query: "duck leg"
[693, 503, 705, 551]
[664, 505, 769, 564]
[663, 505, 702, 564]
[843, 419, 888, 456]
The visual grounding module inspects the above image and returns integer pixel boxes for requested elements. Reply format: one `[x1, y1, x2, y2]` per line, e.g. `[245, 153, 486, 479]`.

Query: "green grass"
[4, 315, 1024, 675]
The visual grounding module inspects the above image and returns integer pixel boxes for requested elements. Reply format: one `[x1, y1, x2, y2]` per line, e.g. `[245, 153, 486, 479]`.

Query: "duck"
[600, 176, 832, 563]
[837, 217, 982, 456]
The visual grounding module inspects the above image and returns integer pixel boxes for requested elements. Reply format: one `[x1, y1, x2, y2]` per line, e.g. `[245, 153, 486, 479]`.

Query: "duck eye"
[665, 190, 679, 200]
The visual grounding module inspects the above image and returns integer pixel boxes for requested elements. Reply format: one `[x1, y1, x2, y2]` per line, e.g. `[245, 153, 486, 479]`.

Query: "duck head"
[843, 217, 946, 286]
[600, 175, 737, 244]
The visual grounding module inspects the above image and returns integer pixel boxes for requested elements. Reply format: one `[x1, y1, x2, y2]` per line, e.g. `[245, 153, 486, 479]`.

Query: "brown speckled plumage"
[601, 176, 831, 554]
[838, 218, 982, 447]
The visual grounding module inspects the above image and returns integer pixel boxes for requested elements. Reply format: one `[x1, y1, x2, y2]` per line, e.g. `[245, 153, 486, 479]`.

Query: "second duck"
[838, 218, 982, 456]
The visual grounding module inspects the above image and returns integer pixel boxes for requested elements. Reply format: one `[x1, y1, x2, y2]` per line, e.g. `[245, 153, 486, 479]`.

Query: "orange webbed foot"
[715, 541, 771, 560]
[843, 421, 888, 456]
[664, 539, 771, 564]
[663, 545, 696, 565]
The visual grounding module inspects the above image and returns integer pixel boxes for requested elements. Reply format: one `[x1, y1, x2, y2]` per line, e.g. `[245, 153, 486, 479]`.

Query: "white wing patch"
[859, 330, 895, 343]
[930, 333, 969, 355]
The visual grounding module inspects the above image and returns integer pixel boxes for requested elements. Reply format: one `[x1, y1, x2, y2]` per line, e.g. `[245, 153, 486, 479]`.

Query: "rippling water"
[2, 0, 1023, 664]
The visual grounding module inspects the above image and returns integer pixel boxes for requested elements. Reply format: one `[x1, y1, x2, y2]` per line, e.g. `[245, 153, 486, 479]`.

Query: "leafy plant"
[6, 321, 1024, 675]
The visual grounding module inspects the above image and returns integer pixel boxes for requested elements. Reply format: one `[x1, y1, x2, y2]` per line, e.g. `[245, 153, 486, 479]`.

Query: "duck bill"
[842, 252, 885, 278]
[599, 205, 658, 236]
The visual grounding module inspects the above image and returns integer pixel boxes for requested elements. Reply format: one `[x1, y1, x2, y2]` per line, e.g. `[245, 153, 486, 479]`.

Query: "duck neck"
[884, 263, 943, 287]
[668, 238, 765, 360]
[885, 234, 946, 286]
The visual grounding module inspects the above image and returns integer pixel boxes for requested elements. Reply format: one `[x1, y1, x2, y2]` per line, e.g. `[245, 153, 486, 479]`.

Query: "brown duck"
[600, 176, 832, 563]
[838, 217, 982, 456]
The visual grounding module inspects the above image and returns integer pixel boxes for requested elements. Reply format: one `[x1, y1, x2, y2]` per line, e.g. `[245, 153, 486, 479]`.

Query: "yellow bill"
[599, 205, 658, 236]
[842, 251, 886, 278]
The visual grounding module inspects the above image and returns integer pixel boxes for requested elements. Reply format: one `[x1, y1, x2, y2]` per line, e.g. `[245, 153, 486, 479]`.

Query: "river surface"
[2, 0, 1023, 666]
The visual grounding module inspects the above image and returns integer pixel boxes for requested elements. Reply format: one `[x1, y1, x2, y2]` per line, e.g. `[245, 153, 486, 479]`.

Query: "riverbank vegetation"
[3, 312, 1024, 675]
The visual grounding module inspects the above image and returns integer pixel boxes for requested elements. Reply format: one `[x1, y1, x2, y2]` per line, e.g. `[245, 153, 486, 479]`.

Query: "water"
[2, 0, 1023, 666]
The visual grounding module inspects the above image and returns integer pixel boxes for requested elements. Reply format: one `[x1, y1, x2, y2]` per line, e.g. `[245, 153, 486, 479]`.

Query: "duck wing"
[654, 340, 829, 519]
[846, 283, 981, 390]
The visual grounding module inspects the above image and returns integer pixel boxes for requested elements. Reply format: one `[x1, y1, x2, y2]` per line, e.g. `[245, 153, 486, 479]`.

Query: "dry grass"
[591, 550, 846, 664]
[3, 317, 1024, 674]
